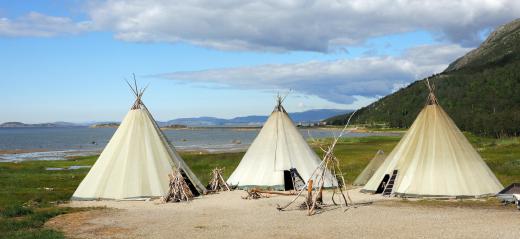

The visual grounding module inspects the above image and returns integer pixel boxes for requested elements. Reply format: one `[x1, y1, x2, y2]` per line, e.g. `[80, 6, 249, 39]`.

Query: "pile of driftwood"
[241, 188, 296, 200]
[277, 111, 357, 216]
[162, 169, 194, 203]
[242, 189, 268, 200]
[207, 167, 230, 192]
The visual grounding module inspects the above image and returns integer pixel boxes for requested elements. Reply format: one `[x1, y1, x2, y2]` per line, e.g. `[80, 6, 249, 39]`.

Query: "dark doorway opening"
[376, 174, 390, 194]
[284, 170, 294, 191]
[180, 169, 200, 196]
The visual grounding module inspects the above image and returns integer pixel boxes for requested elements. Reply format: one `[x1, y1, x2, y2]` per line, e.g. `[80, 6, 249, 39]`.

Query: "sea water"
[0, 127, 395, 162]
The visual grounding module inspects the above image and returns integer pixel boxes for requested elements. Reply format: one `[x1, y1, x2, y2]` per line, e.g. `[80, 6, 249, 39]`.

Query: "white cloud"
[158, 44, 471, 104]
[83, 0, 520, 51]
[1, 1, 518, 51]
[0, 12, 92, 37]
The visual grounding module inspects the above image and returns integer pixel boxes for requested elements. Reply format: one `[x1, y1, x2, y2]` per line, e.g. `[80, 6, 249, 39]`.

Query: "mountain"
[0, 122, 82, 128]
[290, 109, 351, 122]
[52, 121, 82, 127]
[166, 109, 351, 126]
[0, 122, 27, 127]
[227, 115, 268, 124]
[165, 117, 230, 126]
[326, 18, 520, 137]
[445, 19, 520, 72]
[1, 109, 351, 128]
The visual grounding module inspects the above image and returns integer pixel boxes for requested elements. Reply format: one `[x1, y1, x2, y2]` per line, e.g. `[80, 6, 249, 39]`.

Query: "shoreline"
[0, 149, 52, 155]
[0, 146, 248, 162]
[0, 132, 403, 162]
[0, 149, 102, 163]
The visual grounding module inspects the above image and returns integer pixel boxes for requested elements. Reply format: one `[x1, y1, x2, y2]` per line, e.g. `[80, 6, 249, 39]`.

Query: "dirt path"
[46, 190, 520, 239]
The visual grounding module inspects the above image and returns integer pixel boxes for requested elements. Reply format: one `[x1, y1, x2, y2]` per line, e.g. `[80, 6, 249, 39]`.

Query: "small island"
[161, 124, 188, 129]
[89, 123, 120, 128]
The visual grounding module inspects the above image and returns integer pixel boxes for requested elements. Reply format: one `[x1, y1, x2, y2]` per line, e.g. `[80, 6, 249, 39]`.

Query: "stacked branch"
[163, 169, 194, 203]
[241, 188, 296, 200]
[207, 167, 231, 192]
[277, 110, 357, 216]
[242, 189, 269, 200]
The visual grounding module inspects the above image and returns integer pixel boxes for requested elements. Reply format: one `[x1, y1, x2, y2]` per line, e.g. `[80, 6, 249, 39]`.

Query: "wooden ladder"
[382, 170, 398, 197]
[290, 168, 306, 191]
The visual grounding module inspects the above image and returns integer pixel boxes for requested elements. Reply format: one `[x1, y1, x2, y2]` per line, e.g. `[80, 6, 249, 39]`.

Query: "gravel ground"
[46, 189, 520, 239]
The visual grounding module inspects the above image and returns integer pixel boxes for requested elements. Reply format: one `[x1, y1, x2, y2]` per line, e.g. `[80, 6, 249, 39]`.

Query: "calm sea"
[0, 127, 394, 162]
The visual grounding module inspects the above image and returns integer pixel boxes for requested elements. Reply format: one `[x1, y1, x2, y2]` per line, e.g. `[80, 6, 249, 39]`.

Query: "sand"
[46, 189, 520, 239]
[0, 149, 49, 155]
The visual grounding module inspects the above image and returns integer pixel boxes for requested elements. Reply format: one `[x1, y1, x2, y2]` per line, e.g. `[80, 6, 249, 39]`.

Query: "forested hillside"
[326, 19, 520, 137]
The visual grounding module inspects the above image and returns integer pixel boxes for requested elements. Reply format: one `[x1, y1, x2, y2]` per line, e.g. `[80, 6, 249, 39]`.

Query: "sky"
[1, 0, 519, 123]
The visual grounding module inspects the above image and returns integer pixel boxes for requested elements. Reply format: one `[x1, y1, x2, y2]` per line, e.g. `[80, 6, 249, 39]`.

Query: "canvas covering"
[362, 104, 503, 197]
[353, 150, 386, 186]
[227, 104, 337, 189]
[73, 106, 205, 200]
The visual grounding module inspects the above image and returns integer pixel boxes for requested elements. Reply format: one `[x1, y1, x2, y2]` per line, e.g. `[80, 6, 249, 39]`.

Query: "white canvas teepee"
[227, 96, 337, 190]
[72, 81, 206, 200]
[362, 81, 503, 198]
[353, 150, 386, 186]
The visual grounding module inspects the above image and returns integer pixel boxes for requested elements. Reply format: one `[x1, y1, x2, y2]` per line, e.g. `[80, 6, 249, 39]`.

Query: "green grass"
[310, 136, 402, 184]
[0, 157, 97, 239]
[1, 135, 519, 238]
[0, 156, 97, 208]
[1, 205, 33, 218]
[183, 152, 244, 184]
[0, 205, 79, 239]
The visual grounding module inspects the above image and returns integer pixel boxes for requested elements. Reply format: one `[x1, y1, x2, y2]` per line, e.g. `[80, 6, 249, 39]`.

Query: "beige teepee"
[353, 150, 386, 186]
[72, 81, 206, 200]
[227, 96, 337, 190]
[362, 80, 503, 198]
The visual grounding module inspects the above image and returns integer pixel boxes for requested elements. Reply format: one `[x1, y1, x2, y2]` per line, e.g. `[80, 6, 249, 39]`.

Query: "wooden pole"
[251, 188, 295, 196]
[307, 180, 313, 193]
[306, 179, 313, 209]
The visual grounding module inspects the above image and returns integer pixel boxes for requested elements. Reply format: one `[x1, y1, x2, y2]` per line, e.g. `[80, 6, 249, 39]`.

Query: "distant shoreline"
[0, 125, 264, 130]
[162, 126, 262, 130]
[0, 149, 48, 155]
[0, 125, 407, 133]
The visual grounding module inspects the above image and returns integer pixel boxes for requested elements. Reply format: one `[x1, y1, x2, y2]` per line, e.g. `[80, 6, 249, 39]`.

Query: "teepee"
[353, 150, 386, 186]
[72, 80, 206, 200]
[227, 95, 337, 190]
[362, 80, 503, 198]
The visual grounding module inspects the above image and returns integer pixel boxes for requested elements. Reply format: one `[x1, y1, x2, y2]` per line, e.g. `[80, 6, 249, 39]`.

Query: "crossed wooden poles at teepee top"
[425, 77, 439, 106]
[126, 73, 149, 110]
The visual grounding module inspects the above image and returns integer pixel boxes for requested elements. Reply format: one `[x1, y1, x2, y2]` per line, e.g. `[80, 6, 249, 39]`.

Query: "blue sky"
[1, 0, 518, 123]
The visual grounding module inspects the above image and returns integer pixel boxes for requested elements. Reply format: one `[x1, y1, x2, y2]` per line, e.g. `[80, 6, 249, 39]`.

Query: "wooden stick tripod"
[208, 167, 231, 192]
[277, 110, 357, 216]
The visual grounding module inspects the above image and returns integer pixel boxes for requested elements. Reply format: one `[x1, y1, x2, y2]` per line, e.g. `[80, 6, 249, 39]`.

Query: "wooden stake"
[317, 187, 323, 204]
[251, 188, 295, 196]
[306, 180, 313, 209]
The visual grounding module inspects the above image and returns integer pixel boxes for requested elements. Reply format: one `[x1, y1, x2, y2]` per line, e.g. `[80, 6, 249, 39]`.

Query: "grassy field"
[1, 135, 519, 238]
